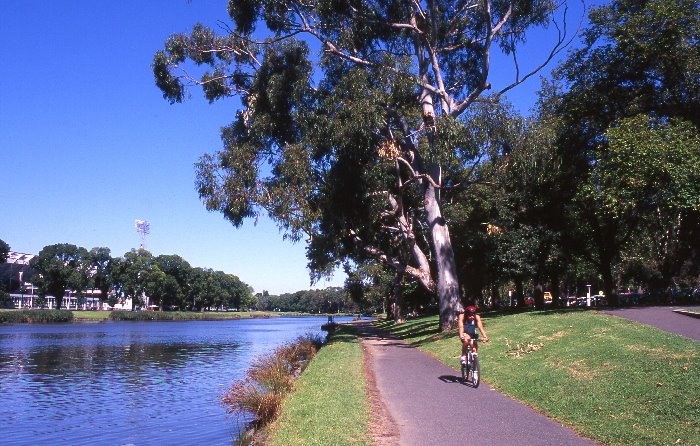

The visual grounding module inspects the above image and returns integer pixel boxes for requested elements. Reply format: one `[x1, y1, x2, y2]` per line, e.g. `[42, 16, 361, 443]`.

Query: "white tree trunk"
[424, 171, 463, 330]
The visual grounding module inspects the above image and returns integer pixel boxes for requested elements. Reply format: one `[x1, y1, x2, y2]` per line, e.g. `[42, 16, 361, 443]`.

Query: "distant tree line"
[0, 239, 254, 311]
[253, 287, 373, 314]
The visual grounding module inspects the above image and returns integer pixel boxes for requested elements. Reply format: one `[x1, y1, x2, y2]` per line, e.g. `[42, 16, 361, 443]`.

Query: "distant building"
[1, 251, 107, 310]
[0, 251, 37, 293]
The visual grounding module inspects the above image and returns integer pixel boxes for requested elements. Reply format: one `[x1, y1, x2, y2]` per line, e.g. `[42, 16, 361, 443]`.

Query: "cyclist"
[458, 305, 489, 365]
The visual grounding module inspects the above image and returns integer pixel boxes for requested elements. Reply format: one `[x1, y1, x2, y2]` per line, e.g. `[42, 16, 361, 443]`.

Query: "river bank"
[0, 308, 353, 323]
[265, 311, 699, 446]
[259, 324, 371, 445]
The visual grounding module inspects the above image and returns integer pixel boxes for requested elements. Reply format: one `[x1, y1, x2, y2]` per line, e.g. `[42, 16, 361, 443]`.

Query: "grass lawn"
[72, 310, 111, 321]
[377, 310, 699, 446]
[265, 325, 371, 446]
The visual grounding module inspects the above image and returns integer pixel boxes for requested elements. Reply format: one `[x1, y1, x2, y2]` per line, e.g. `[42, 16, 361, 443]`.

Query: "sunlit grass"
[265, 325, 371, 446]
[379, 311, 700, 446]
[72, 310, 111, 321]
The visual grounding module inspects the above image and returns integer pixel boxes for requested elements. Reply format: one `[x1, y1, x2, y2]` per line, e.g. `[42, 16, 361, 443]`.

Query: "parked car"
[543, 292, 553, 304]
[524, 296, 535, 306]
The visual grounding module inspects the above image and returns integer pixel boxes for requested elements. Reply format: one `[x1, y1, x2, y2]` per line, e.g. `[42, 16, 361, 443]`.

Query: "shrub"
[222, 333, 324, 428]
[222, 378, 285, 424]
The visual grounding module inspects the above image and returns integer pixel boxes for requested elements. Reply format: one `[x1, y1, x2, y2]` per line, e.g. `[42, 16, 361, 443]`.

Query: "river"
[0, 316, 352, 445]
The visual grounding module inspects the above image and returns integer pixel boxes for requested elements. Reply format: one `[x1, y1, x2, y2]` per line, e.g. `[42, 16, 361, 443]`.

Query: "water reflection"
[0, 316, 348, 446]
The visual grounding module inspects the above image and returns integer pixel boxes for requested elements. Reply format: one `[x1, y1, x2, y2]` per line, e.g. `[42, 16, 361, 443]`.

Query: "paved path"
[355, 322, 597, 446]
[602, 305, 700, 340]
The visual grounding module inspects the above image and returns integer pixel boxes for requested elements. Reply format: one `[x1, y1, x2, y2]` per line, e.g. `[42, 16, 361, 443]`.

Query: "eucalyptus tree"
[88, 247, 114, 305]
[30, 243, 90, 310]
[216, 271, 253, 310]
[154, 0, 573, 329]
[155, 254, 192, 309]
[188, 267, 220, 311]
[111, 249, 161, 310]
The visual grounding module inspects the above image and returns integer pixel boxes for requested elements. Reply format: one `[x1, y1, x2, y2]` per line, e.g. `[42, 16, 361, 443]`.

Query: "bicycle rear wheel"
[472, 355, 481, 388]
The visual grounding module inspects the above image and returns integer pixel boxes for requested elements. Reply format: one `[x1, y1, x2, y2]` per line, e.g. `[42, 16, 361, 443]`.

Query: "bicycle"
[460, 338, 481, 387]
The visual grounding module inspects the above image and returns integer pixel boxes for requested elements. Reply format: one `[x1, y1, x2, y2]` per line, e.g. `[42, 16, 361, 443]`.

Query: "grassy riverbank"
[377, 310, 699, 446]
[264, 325, 371, 446]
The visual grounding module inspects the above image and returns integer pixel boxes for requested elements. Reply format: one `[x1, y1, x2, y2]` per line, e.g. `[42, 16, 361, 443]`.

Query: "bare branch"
[348, 230, 435, 292]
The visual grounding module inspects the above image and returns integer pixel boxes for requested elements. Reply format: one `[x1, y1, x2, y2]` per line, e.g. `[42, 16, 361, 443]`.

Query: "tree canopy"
[544, 0, 700, 303]
[30, 244, 90, 310]
[154, 0, 573, 329]
[0, 239, 9, 264]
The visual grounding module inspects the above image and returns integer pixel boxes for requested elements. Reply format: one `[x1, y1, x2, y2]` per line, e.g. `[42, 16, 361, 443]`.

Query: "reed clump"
[107, 311, 263, 321]
[222, 333, 324, 432]
[108, 311, 209, 321]
[0, 309, 74, 323]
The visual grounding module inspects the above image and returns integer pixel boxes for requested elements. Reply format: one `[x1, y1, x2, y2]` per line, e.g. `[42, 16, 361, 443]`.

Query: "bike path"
[354, 322, 597, 446]
[602, 305, 700, 340]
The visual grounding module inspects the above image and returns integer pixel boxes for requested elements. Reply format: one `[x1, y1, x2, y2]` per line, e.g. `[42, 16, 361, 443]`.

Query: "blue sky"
[0, 0, 590, 294]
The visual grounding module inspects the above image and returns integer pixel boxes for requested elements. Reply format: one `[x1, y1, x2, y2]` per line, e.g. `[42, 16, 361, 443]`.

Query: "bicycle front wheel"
[472, 355, 481, 388]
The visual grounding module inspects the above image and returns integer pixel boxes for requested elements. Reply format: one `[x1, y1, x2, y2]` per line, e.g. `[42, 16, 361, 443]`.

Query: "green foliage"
[30, 243, 90, 310]
[255, 287, 359, 314]
[588, 115, 700, 216]
[344, 262, 395, 313]
[155, 0, 568, 330]
[88, 247, 114, 302]
[556, 0, 700, 136]
[111, 249, 159, 310]
[0, 239, 9, 264]
[539, 0, 700, 300]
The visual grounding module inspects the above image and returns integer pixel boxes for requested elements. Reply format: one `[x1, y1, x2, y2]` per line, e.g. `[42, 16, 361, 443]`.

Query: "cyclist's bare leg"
[460, 334, 472, 357]
[460, 333, 471, 362]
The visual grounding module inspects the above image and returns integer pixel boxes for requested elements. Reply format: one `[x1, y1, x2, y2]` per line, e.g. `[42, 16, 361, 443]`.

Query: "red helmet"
[465, 305, 477, 315]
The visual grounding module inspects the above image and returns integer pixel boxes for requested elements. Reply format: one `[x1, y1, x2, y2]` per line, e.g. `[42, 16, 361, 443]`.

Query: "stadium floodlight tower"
[134, 219, 150, 250]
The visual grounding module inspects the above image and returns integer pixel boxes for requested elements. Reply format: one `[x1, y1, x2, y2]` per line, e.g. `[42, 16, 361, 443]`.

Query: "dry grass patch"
[537, 330, 567, 341]
[551, 359, 598, 380]
[222, 333, 323, 432]
[626, 344, 698, 360]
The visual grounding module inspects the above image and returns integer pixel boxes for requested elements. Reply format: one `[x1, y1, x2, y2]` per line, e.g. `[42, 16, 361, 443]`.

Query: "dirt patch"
[362, 340, 400, 446]
[552, 359, 598, 380]
[538, 331, 567, 341]
[625, 345, 698, 360]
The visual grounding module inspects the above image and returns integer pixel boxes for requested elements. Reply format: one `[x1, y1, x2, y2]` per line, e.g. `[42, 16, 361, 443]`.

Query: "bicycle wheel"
[472, 355, 481, 388]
